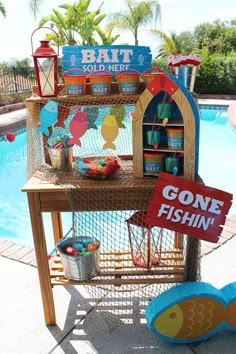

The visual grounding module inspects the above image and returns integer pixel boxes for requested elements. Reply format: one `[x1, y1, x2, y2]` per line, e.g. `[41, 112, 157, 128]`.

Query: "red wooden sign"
[147, 73, 179, 96]
[144, 172, 233, 243]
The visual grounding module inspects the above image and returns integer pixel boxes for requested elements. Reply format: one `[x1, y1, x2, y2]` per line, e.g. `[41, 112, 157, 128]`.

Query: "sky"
[0, 0, 235, 63]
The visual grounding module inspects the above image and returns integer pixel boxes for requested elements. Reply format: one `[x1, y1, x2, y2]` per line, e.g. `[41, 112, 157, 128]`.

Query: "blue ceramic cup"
[146, 130, 160, 146]
[165, 157, 179, 174]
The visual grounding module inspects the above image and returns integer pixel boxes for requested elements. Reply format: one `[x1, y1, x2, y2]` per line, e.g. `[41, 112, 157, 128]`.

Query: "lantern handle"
[31, 26, 59, 55]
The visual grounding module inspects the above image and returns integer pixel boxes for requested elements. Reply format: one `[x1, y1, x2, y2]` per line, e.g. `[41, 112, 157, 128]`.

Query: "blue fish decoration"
[37, 100, 59, 136]
[146, 281, 236, 344]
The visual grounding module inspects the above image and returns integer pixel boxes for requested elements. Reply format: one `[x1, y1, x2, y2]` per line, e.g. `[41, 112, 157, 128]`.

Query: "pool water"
[0, 106, 235, 249]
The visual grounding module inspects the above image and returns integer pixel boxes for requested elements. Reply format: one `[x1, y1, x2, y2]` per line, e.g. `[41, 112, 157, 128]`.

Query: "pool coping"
[1, 213, 236, 268]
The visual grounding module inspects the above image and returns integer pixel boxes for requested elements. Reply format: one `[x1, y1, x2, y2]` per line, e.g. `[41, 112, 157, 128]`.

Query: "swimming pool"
[0, 105, 235, 249]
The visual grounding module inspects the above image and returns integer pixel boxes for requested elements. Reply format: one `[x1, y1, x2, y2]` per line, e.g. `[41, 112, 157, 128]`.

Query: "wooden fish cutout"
[37, 100, 59, 136]
[109, 104, 126, 128]
[67, 110, 87, 146]
[146, 281, 236, 344]
[83, 106, 99, 130]
[101, 114, 119, 150]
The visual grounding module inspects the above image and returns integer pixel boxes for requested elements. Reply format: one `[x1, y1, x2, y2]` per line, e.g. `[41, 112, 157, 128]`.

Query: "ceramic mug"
[165, 157, 179, 174]
[146, 130, 160, 146]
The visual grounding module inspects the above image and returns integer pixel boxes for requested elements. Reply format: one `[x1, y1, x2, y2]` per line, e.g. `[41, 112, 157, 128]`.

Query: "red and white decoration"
[167, 54, 201, 67]
[144, 172, 232, 243]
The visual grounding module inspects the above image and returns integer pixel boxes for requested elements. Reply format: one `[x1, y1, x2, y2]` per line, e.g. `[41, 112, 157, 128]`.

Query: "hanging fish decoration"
[101, 114, 119, 150]
[67, 110, 87, 146]
[53, 104, 71, 129]
[37, 100, 59, 136]
[109, 104, 126, 128]
[83, 106, 99, 130]
[146, 281, 236, 344]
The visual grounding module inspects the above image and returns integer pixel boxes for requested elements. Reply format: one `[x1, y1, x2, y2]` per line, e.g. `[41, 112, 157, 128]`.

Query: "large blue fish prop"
[146, 281, 236, 344]
[37, 100, 59, 136]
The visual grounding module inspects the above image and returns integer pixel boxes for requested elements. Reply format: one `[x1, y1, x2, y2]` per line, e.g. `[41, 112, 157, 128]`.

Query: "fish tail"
[103, 142, 116, 150]
[37, 126, 49, 136]
[117, 122, 126, 129]
[88, 124, 98, 130]
[224, 300, 236, 328]
[68, 137, 81, 147]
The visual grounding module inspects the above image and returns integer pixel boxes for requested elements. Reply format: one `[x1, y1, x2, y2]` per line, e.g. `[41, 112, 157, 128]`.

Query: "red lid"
[144, 152, 166, 157]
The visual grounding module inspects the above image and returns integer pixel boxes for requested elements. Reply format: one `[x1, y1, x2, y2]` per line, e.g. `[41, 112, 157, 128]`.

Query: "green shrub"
[195, 54, 236, 94]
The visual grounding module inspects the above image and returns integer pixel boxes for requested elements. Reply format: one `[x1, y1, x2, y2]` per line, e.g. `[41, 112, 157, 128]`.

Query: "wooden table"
[22, 165, 201, 325]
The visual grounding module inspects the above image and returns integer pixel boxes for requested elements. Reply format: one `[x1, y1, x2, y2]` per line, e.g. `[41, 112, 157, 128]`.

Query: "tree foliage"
[194, 19, 236, 55]
[109, 0, 161, 45]
[153, 30, 197, 57]
[38, 0, 119, 46]
[0, 0, 6, 17]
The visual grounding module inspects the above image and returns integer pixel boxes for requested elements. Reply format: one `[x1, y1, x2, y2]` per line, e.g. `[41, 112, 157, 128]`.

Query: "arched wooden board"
[132, 73, 197, 181]
[168, 73, 200, 173]
[146, 281, 236, 344]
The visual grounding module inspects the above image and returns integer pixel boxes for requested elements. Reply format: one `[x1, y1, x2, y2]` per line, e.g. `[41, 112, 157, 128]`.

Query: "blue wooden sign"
[62, 45, 152, 74]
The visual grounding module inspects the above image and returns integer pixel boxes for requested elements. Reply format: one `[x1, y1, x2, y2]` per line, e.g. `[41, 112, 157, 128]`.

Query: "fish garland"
[146, 281, 236, 344]
[67, 110, 87, 146]
[37, 100, 59, 136]
[101, 114, 119, 150]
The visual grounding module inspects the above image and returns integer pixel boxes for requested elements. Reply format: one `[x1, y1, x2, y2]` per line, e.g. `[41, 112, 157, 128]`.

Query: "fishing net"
[25, 82, 200, 322]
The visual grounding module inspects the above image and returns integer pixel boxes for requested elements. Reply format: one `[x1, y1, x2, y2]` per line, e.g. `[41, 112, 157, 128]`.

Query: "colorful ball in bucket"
[5, 132, 15, 142]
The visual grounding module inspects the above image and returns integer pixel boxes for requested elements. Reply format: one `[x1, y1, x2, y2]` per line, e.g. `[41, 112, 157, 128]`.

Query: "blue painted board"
[62, 45, 152, 74]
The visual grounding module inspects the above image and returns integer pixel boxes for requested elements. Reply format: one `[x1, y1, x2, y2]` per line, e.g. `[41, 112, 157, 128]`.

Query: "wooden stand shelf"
[22, 165, 202, 325]
[24, 74, 201, 325]
[50, 249, 185, 287]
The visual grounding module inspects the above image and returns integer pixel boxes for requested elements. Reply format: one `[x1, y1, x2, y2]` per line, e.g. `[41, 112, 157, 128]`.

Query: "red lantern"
[126, 211, 162, 269]
[31, 27, 59, 97]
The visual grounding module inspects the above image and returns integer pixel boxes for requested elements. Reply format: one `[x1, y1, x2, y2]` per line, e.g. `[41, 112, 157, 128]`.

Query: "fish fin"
[37, 126, 49, 136]
[88, 124, 98, 130]
[68, 137, 81, 147]
[117, 122, 126, 129]
[103, 142, 116, 150]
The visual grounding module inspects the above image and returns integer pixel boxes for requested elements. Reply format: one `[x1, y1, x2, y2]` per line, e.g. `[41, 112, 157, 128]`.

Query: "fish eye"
[169, 312, 177, 319]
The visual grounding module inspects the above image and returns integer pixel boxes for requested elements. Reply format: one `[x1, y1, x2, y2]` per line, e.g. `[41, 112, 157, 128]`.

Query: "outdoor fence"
[0, 66, 63, 95]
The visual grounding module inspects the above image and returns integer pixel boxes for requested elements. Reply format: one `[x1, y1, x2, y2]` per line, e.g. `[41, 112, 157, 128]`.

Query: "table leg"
[27, 192, 56, 326]
[51, 212, 63, 245]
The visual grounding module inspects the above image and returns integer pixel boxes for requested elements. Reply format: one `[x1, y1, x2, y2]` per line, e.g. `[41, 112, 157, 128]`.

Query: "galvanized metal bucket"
[47, 145, 73, 171]
[57, 236, 100, 281]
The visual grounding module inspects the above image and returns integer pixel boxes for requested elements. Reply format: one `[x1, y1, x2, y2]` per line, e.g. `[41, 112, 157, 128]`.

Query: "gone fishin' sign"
[144, 173, 233, 243]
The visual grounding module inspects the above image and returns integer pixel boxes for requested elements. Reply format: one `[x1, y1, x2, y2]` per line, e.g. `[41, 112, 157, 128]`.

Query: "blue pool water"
[0, 105, 235, 249]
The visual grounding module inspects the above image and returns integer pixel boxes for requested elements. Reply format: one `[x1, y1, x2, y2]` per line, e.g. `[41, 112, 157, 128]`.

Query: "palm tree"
[109, 0, 161, 45]
[152, 30, 197, 57]
[29, 0, 42, 19]
[0, 0, 43, 18]
[0, 1, 6, 17]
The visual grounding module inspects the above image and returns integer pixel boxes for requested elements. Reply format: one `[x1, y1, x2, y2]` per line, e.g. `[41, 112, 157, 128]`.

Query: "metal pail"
[57, 236, 100, 281]
[47, 146, 73, 171]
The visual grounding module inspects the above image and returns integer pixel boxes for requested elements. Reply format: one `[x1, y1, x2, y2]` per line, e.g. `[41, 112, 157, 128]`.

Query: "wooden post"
[27, 192, 56, 325]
